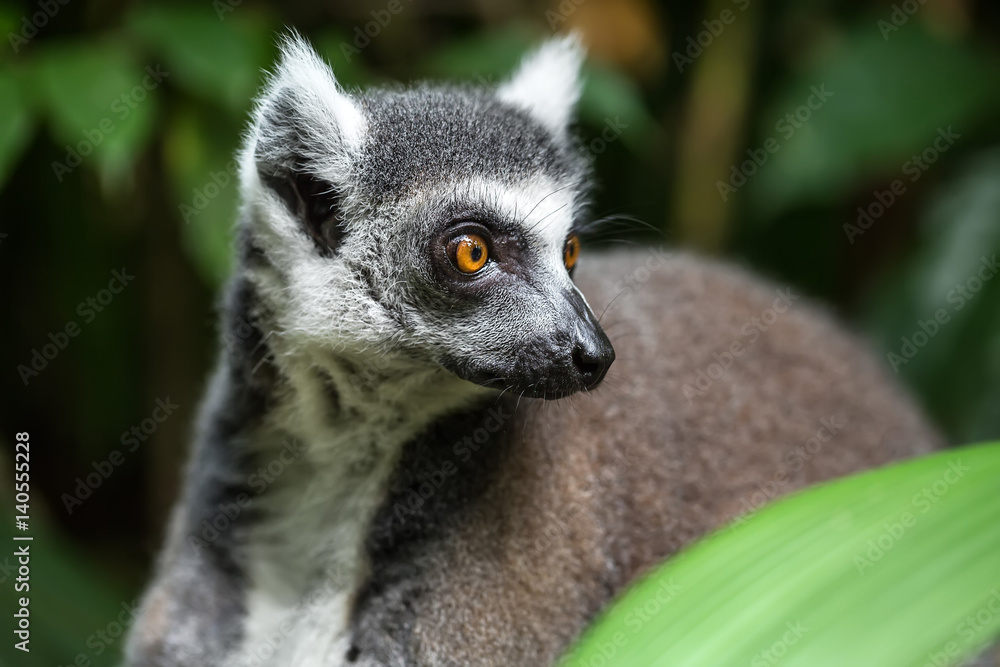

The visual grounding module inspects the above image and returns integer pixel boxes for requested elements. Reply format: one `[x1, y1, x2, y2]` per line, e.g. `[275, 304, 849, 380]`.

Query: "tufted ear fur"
[246, 33, 366, 255]
[497, 34, 585, 137]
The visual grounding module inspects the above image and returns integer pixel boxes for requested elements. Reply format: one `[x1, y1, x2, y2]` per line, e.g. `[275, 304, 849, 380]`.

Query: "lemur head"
[239, 34, 614, 400]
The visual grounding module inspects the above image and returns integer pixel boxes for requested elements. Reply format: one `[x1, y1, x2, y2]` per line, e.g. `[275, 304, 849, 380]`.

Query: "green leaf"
[747, 23, 1000, 219]
[312, 29, 376, 89]
[419, 25, 538, 82]
[126, 5, 271, 112]
[562, 443, 1000, 667]
[34, 40, 157, 187]
[0, 68, 33, 187]
[164, 106, 237, 287]
[579, 62, 656, 155]
[862, 149, 1000, 443]
[0, 6, 21, 62]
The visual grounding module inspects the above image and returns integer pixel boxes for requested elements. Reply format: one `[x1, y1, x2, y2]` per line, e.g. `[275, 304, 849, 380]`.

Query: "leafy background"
[0, 0, 998, 664]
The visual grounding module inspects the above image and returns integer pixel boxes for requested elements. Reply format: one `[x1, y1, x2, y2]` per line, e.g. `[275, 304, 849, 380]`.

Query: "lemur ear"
[248, 33, 366, 254]
[497, 34, 585, 137]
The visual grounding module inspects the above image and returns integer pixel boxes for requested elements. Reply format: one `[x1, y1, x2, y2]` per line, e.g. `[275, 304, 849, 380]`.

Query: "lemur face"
[242, 35, 613, 399]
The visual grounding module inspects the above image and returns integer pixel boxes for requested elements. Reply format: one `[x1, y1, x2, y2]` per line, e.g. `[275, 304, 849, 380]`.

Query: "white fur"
[268, 33, 365, 152]
[453, 174, 578, 273]
[497, 34, 585, 136]
[228, 346, 489, 667]
[239, 33, 366, 206]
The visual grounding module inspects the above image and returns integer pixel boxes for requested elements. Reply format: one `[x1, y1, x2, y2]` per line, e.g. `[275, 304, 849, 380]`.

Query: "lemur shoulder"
[127, 34, 941, 667]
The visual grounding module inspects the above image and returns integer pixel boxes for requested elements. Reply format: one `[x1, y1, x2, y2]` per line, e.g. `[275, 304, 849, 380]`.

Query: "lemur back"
[127, 35, 941, 667]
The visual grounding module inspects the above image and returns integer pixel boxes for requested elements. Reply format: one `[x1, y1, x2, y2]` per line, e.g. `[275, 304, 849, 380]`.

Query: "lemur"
[127, 34, 941, 667]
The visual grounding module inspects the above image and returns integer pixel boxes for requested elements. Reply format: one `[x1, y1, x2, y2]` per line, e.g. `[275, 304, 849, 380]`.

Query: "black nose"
[563, 288, 616, 390]
[572, 343, 611, 389]
[570, 322, 616, 389]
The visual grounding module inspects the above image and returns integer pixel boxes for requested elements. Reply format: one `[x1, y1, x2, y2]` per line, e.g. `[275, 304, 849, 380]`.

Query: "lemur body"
[128, 36, 941, 666]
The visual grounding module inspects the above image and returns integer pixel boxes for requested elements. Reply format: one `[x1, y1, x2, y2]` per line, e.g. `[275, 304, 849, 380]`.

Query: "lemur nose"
[563, 287, 616, 390]
[572, 334, 615, 389]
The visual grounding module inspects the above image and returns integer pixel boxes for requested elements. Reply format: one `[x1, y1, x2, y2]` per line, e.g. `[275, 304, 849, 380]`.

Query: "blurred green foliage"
[748, 24, 1000, 218]
[564, 443, 1000, 666]
[0, 0, 998, 664]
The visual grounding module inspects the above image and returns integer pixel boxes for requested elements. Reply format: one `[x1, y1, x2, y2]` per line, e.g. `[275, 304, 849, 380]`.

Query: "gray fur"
[357, 85, 588, 203]
[127, 34, 943, 667]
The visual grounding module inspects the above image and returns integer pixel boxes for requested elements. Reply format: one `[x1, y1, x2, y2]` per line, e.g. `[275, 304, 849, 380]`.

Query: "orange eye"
[449, 234, 489, 274]
[564, 234, 580, 271]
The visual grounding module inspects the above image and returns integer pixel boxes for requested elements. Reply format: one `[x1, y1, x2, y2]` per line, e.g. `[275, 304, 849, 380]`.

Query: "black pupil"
[470, 244, 482, 262]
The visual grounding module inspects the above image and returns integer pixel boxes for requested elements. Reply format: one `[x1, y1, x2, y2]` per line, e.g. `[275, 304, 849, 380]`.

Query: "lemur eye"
[564, 234, 581, 271]
[448, 234, 489, 274]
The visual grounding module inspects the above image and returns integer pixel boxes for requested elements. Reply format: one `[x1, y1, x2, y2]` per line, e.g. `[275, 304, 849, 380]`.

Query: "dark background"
[0, 0, 998, 664]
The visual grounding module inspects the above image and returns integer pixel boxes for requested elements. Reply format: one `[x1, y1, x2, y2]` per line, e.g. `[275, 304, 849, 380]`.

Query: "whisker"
[527, 201, 570, 236]
[520, 183, 574, 230]
[577, 212, 665, 238]
[597, 288, 630, 323]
